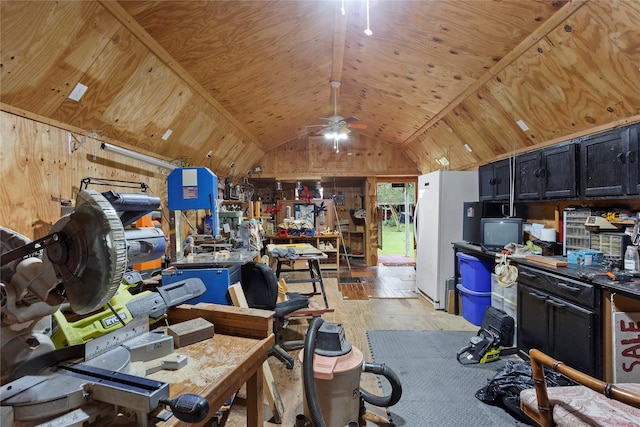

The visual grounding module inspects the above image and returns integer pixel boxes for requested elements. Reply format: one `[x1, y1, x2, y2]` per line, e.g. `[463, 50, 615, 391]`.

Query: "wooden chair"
[520, 349, 640, 426]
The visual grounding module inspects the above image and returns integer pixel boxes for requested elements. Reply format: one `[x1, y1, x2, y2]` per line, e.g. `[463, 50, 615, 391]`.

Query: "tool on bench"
[1, 189, 208, 426]
[457, 306, 516, 365]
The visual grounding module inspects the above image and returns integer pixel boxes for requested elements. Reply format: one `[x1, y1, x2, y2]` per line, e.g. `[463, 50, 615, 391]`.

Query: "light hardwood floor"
[223, 263, 477, 426]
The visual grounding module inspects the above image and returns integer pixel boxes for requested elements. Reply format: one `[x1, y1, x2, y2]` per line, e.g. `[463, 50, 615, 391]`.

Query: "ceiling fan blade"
[349, 123, 368, 129]
[343, 116, 360, 123]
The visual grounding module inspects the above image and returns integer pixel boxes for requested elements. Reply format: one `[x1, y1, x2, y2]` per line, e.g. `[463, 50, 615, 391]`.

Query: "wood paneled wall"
[258, 133, 418, 179]
[0, 111, 169, 240]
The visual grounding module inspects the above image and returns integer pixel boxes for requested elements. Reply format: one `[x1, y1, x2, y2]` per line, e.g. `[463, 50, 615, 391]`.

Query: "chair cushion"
[520, 384, 640, 426]
[241, 262, 279, 310]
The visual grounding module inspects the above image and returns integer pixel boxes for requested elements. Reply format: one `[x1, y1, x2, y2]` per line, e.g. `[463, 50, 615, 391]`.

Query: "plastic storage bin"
[490, 273, 502, 297]
[457, 283, 491, 326]
[491, 292, 504, 311]
[502, 282, 517, 305]
[456, 252, 494, 292]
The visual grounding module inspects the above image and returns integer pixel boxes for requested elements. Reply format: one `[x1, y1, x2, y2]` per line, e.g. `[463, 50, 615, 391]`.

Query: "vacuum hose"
[303, 316, 327, 427]
[303, 317, 403, 426]
[360, 362, 402, 407]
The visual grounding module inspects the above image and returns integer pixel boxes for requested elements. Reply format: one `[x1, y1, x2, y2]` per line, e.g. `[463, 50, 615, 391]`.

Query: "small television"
[481, 217, 524, 251]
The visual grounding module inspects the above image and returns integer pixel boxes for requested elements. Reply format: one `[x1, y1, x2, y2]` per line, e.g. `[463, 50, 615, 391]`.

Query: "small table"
[154, 333, 273, 427]
[90, 304, 274, 427]
[271, 244, 330, 309]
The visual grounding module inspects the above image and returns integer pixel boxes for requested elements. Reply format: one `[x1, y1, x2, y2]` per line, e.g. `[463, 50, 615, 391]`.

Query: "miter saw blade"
[47, 190, 127, 314]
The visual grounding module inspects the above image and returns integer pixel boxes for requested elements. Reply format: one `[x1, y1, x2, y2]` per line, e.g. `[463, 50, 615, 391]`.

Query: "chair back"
[240, 262, 279, 310]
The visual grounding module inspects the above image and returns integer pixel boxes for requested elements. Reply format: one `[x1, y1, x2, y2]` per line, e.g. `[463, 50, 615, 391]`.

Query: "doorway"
[377, 182, 415, 265]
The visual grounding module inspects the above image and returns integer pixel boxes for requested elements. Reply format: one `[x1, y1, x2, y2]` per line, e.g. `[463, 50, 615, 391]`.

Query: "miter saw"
[0, 189, 209, 426]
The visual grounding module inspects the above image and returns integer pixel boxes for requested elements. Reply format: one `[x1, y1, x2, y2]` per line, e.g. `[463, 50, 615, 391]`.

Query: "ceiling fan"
[305, 81, 368, 153]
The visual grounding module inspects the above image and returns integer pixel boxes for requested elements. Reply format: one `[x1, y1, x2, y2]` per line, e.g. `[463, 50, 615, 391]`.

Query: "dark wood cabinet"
[478, 158, 512, 201]
[517, 265, 601, 378]
[629, 123, 639, 194]
[580, 125, 638, 197]
[516, 144, 578, 200]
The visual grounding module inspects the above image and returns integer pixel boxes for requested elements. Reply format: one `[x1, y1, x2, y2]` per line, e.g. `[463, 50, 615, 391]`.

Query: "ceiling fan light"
[338, 133, 348, 140]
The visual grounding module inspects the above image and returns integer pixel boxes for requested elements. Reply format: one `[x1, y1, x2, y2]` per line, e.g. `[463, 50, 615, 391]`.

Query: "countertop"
[453, 242, 640, 299]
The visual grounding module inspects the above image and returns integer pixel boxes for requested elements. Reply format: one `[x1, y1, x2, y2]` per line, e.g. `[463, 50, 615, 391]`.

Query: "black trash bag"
[475, 360, 576, 425]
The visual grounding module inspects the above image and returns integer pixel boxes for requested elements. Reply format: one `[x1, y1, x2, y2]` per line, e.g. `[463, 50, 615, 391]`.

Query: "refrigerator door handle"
[413, 196, 421, 246]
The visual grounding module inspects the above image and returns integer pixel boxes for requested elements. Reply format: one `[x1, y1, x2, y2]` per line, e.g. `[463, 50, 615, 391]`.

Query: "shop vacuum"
[297, 317, 402, 427]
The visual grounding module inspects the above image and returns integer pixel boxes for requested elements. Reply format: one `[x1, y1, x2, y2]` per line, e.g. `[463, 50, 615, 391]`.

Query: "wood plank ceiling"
[1, 1, 639, 178]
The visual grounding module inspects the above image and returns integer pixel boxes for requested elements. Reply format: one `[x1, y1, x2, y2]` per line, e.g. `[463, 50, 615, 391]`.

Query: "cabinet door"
[625, 124, 639, 194]
[517, 283, 548, 355]
[493, 158, 513, 200]
[547, 295, 598, 377]
[541, 144, 578, 199]
[478, 164, 497, 201]
[515, 151, 542, 200]
[580, 128, 627, 197]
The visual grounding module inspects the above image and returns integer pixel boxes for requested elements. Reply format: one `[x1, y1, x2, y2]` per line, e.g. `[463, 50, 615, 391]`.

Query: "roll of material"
[540, 228, 556, 242]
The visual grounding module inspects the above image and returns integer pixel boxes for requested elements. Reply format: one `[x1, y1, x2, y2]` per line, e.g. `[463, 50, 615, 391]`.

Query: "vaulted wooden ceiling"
[1, 0, 639, 179]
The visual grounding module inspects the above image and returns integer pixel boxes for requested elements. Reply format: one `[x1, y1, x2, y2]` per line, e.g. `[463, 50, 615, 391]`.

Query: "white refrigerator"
[414, 170, 479, 309]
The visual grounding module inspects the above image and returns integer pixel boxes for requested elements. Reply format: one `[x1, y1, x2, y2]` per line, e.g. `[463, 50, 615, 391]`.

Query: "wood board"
[525, 255, 568, 268]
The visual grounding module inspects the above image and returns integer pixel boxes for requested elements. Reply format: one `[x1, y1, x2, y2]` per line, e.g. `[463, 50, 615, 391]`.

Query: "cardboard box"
[567, 249, 604, 265]
[613, 311, 640, 382]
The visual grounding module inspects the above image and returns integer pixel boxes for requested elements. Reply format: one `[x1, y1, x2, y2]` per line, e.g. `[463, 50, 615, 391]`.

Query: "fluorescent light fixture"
[100, 142, 176, 170]
[68, 83, 88, 101]
[516, 120, 530, 132]
[161, 129, 173, 140]
[463, 143, 473, 153]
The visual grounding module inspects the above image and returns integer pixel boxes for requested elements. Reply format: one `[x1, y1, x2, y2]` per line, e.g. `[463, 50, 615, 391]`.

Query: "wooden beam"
[401, 0, 589, 147]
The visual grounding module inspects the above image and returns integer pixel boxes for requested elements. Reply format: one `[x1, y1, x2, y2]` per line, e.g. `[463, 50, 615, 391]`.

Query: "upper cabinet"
[479, 122, 639, 203]
[515, 143, 578, 200]
[580, 124, 639, 197]
[628, 124, 639, 195]
[479, 158, 512, 202]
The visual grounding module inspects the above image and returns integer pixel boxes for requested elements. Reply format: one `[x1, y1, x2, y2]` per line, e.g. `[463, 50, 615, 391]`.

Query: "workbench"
[267, 234, 341, 270]
[268, 243, 330, 309]
[88, 303, 275, 427]
[158, 304, 274, 427]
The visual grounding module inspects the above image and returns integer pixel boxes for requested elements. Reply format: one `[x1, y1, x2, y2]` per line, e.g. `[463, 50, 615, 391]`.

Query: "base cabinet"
[517, 265, 601, 379]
